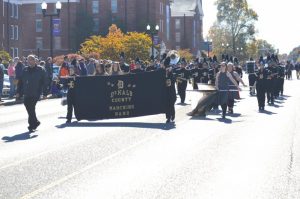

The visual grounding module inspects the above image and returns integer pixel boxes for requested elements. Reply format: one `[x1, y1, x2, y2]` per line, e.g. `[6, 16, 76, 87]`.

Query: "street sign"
[153, 36, 160, 46]
[200, 41, 213, 51]
[52, 19, 61, 37]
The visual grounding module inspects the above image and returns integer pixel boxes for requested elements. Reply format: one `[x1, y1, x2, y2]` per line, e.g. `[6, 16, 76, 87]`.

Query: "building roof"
[171, 0, 204, 18]
[3, 0, 79, 5]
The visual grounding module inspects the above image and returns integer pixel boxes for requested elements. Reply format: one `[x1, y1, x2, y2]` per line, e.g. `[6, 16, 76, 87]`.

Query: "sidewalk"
[0, 97, 23, 106]
[0, 96, 58, 106]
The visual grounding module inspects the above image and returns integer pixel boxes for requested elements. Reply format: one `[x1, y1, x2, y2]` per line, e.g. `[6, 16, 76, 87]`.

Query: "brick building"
[170, 0, 204, 56]
[0, 0, 22, 58]
[0, 0, 203, 59]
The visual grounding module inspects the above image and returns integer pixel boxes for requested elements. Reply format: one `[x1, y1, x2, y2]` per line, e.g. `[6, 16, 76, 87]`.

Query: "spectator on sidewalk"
[8, 59, 16, 98]
[86, 58, 96, 76]
[0, 58, 4, 102]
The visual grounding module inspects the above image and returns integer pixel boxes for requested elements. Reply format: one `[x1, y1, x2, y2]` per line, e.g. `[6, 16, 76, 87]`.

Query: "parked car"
[52, 64, 59, 80]
[2, 73, 10, 96]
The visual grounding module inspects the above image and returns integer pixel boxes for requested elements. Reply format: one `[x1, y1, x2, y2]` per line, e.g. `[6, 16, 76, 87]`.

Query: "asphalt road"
[0, 78, 299, 199]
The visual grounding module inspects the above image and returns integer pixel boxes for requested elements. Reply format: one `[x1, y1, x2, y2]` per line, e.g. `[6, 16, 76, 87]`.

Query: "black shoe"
[261, 107, 264, 111]
[28, 126, 34, 132]
[222, 114, 226, 119]
[32, 121, 40, 130]
[228, 108, 233, 114]
[166, 119, 171, 123]
[66, 120, 71, 123]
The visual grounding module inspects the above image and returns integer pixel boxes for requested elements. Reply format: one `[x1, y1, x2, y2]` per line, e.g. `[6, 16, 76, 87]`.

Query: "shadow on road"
[217, 118, 233, 124]
[190, 116, 215, 121]
[1, 132, 38, 143]
[56, 121, 176, 131]
[259, 110, 277, 115]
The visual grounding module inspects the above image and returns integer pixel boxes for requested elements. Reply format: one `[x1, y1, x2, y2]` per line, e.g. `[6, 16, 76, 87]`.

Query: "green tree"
[123, 32, 152, 61]
[0, 50, 12, 67]
[216, 0, 258, 55]
[246, 39, 276, 59]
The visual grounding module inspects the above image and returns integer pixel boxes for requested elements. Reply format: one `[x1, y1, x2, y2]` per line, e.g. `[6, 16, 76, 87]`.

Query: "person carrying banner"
[66, 66, 78, 123]
[164, 57, 176, 123]
[227, 62, 246, 114]
[215, 62, 240, 119]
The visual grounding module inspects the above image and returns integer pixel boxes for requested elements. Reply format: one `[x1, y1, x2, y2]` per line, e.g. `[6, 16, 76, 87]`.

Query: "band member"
[174, 58, 191, 104]
[255, 62, 268, 111]
[277, 63, 285, 96]
[164, 57, 176, 123]
[215, 62, 240, 119]
[200, 61, 210, 84]
[266, 60, 278, 105]
[191, 61, 202, 90]
[227, 62, 246, 114]
[233, 58, 243, 84]
[246, 59, 256, 96]
[16, 55, 48, 132]
[295, 63, 300, 80]
[66, 66, 78, 123]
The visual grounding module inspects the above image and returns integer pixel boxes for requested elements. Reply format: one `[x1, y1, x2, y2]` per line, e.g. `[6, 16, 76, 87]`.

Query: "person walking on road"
[215, 62, 240, 119]
[16, 55, 48, 132]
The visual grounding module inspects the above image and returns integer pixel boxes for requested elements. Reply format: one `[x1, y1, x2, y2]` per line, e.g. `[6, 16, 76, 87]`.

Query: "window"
[15, 4, 18, 19]
[54, 36, 61, 49]
[14, 48, 18, 58]
[160, 20, 163, 33]
[92, 1, 99, 14]
[160, 3, 164, 15]
[36, 19, 42, 32]
[93, 18, 100, 32]
[36, 37, 43, 49]
[10, 47, 14, 57]
[111, 0, 117, 14]
[3, 1, 5, 16]
[175, 32, 181, 43]
[10, 25, 14, 39]
[11, 3, 14, 18]
[36, 3, 42, 14]
[175, 19, 181, 30]
[15, 25, 18, 40]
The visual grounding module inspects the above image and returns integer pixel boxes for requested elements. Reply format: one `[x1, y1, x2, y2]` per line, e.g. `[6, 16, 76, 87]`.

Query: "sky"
[202, 0, 300, 54]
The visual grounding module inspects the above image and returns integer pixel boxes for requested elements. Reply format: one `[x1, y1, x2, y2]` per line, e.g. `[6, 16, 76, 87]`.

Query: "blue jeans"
[9, 76, 15, 98]
[0, 80, 3, 98]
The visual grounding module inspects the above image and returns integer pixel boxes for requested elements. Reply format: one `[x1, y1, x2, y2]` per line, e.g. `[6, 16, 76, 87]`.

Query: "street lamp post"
[146, 24, 159, 58]
[206, 39, 212, 57]
[222, 43, 229, 54]
[41, 1, 62, 59]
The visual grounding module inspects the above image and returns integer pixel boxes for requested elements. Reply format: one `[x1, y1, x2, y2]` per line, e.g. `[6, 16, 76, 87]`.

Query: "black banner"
[74, 70, 167, 120]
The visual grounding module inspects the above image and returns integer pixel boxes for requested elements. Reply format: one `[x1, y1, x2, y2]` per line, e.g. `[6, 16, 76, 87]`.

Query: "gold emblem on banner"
[117, 80, 124, 89]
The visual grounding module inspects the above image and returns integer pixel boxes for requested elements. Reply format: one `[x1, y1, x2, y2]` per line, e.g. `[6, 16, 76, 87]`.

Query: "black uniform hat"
[161, 53, 167, 62]
[164, 57, 171, 67]
[180, 57, 187, 64]
[213, 55, 218, 63]
[221, 54, 226, 61]
[120, 52, 125, 59]
[233, 57, 239, 64]
[259, 56, 264, 64]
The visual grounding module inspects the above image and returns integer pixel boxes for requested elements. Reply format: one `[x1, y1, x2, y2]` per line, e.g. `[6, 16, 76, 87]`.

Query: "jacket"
[17, 65, 47, 98]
